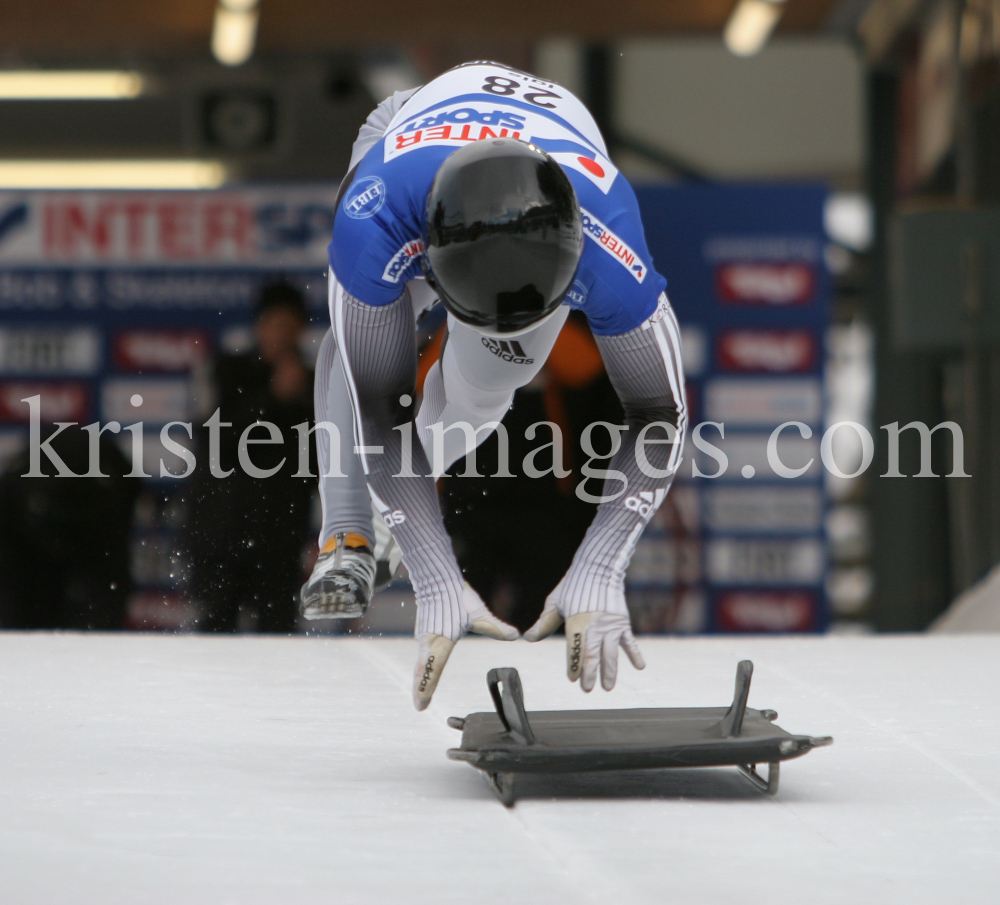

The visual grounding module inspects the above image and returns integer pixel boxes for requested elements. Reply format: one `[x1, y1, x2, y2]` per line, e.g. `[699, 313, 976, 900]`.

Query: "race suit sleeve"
[554, 293, 687, 616]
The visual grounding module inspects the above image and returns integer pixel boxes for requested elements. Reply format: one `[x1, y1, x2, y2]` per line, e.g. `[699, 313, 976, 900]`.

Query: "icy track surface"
[1, 633, 999, 905]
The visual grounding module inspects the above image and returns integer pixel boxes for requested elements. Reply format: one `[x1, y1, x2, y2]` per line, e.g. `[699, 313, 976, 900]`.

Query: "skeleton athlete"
[302, 61, 687, 709]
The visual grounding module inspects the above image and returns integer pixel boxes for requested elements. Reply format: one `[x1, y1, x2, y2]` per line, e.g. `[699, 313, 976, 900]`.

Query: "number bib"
[381, 62, 619, 195]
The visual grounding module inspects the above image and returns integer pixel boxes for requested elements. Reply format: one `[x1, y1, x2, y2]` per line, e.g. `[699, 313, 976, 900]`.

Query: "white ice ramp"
[1, 632, 998, 904]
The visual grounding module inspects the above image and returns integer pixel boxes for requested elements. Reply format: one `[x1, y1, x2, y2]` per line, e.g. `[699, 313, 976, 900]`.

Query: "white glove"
[413, 583, 519, 710]
[523, 581, 645, 692]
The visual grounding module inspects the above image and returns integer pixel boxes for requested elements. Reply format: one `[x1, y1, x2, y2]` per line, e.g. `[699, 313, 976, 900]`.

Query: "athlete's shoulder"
[569, 172, 666, 336]
[329, 153, 434, 304]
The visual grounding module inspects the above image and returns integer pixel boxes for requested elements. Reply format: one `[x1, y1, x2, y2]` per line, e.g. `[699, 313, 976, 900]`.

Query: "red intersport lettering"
[424, 125, 451, 141]
[157, 203, 197, 259]
[122, 202, 149, 257]
[204, 203, 253, 258]
[54, 202, 114, 257]
[395, 131, 422, 149]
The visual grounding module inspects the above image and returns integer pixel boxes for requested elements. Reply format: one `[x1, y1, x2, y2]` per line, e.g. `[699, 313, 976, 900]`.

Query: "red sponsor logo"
[716, 591, 817, 632]
[41, 198, 254, 262]
[0, 381, 89, 423]
[113, 330, 209, 372]
[716, 263, 815, 305]
[393, 124, 523, 152]
[717, 330, 816, 373]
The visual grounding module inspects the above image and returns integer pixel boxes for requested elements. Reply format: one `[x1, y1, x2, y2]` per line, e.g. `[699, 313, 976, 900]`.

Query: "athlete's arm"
[331, 283, 518, 710]
[524, 293, 687, 692]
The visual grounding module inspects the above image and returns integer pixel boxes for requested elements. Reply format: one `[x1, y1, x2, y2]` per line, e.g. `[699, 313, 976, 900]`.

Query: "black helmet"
[421, 138, 583, 336]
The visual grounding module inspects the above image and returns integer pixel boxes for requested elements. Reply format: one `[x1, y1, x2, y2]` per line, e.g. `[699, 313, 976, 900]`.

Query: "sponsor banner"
[716, 262, 815, 305]
[703, 486, 824, 533]
[717, 329, 816, 373]
[704, 378, 822, 427]
[580, 208, 646, 282]
[694, 431, 821, 481]
[715, 590, 818, 632]
[703, 235, 822, 263]
[0, 189, 338, 267]
[0, 381, 89, 422]
[629, 589, 707, 634]
[626, 537, 701, 585]
[0, 269, 326, 314]
[0, 325, 101, 376]
[706, 538, 825, 585]
[646, 484, 700, 534]
[680, 325, 707, 377]
[102, 377, 189, 424]
[113, 330, 209, 372]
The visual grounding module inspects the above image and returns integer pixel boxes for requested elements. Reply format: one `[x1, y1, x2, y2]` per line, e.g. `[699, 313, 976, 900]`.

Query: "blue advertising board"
[630, 184, 830, 634]
[0, 188, 337, 628]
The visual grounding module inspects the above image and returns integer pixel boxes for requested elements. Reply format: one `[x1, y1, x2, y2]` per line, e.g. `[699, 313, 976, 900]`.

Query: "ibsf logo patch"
[481, 337, 534, 365]
[565, 279, 588, 309]
[343, 176, 386, 220]
[381, 238, 424, 283]
[580, 208, 646, 283]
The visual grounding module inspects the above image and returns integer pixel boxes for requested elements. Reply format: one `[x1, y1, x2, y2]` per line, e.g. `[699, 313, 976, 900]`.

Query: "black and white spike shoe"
[300, 532, 376, 620]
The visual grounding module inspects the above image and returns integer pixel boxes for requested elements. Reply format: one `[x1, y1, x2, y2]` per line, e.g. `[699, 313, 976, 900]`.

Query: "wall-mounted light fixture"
[724, 0, 788, 57]
[212, 0, 260, 67]
[0, 71, 146, 100]
[0, 159, 227, 189]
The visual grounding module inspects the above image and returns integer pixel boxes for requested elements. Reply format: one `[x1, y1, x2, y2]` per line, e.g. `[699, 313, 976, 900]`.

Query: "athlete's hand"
[523, 582, 645, 692]
[413, 583, 519, 710]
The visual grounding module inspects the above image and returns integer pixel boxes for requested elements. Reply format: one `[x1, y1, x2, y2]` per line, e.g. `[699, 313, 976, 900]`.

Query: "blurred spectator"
[422, 311, 623, 633]
[0, 430, 140, 630]
[182, 281, 315, 633]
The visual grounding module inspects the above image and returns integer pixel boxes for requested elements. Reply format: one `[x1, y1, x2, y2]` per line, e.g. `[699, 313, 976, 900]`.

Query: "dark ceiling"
[2, 0, 842, 60]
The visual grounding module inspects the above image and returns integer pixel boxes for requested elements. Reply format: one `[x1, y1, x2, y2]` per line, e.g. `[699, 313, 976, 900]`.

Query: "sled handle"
[487, 668, 536, 745]
[720, 660, 754, 738]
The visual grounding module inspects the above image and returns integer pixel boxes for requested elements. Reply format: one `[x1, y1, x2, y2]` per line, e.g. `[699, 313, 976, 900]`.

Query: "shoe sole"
[300, 575, 370, 620]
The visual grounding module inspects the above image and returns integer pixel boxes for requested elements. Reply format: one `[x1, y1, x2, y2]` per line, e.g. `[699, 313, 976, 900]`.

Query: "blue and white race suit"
[314, 62, 686, 706]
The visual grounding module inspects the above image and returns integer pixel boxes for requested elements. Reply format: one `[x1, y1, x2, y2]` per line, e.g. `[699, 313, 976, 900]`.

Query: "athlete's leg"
[416, 306, 570, 476]
[299, 276, 382, 619]
[314, 323, 374, 548]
